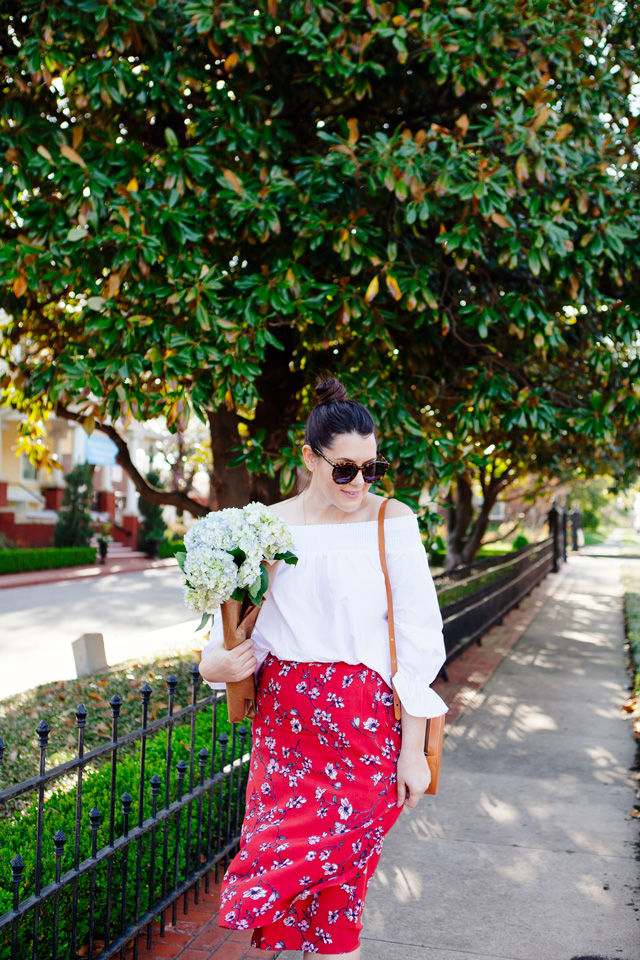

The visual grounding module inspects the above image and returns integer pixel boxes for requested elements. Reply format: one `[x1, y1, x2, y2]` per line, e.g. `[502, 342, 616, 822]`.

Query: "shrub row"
[157, 539, 184, 559]
[0, 546, 97, 574]
[624, 591, 640, 694]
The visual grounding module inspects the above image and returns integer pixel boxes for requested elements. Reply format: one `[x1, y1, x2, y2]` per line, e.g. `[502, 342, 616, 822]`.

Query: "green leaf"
[196, 612, 212, 632]
[67, 226, 88, 242]
[248, 565, 269, 604]
[274, 550, 298, 565]
[86, 296, 106, 311]
[165, 128, 179, 149]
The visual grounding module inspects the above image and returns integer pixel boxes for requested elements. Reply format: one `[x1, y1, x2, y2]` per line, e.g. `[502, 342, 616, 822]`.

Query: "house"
[0, 410, 161, 549]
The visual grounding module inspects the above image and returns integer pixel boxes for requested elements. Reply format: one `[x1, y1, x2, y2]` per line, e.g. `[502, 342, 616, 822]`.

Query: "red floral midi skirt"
[219, 655, 403, 954]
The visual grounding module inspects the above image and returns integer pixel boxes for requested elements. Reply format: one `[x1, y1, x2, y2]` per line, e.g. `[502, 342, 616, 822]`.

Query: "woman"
[199, 377, 447, 957]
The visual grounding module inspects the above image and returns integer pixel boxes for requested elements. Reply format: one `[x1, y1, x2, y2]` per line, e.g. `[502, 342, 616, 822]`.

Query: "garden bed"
[0, 651, 239, 958]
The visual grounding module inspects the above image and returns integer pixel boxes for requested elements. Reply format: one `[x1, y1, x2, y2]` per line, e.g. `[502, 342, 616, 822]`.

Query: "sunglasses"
[315, 451, 390, 485]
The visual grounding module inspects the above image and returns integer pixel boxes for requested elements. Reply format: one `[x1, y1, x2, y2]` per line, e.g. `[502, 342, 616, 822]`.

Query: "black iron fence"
[434, 537, 556, 670]
[0, 669, 249, 960]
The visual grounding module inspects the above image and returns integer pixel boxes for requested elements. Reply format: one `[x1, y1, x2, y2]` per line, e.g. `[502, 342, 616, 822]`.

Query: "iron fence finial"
[36, 719, 51, 745]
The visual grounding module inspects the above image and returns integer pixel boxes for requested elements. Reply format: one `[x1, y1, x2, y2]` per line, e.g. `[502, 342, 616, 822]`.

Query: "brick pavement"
[123, 879, 277, 960]
[120, 565, 568, 960]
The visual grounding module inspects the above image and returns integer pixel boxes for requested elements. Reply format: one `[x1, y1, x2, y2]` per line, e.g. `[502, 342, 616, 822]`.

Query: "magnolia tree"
[1, 0, 639, 566]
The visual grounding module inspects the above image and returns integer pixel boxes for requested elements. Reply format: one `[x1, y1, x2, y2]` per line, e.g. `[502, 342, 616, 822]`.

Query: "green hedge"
[157, 539, 184, 559]
[624, 592, 640, 694]
[0, 698, 244, 959]
[0, 547, 97, 574]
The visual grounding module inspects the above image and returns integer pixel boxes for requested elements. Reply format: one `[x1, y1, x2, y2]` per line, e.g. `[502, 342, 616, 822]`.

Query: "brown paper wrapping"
[221, 599, 260, 723]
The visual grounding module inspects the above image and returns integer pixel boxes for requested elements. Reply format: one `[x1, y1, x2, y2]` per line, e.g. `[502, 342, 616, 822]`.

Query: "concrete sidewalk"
[360, 552, 639, 960]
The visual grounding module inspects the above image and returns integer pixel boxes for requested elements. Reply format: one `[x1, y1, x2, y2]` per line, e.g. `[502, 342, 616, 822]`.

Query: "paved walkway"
[357, 551, 639, 960]
[0, 564, 200, 699]
[123, 547, 640, 960]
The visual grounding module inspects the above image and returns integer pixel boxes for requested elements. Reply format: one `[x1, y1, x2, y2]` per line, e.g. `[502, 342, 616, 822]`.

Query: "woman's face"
[303, 432, 378, 514]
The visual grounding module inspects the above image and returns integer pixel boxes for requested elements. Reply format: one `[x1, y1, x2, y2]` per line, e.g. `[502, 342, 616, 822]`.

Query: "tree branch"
[482, 519, 521, 544]
[55, 405, 210, 517]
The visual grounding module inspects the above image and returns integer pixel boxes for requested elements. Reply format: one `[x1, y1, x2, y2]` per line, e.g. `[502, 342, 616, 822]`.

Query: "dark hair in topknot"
[314, 378, 349, 406]
[304, 377, 377, 453]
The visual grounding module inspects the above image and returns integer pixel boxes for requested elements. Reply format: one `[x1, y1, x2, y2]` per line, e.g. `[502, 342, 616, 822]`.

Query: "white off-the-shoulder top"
[202, 514, 448, 719]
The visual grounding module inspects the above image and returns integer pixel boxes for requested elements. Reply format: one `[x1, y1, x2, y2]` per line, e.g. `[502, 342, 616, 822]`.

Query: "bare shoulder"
[268, 497, 303, 524]
[382, 498, 415, 519]
[365, 493, 414, 520]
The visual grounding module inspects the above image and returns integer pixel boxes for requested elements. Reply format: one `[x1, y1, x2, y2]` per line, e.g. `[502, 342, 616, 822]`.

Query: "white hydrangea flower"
[184, 507, 246, 553]
[183, 546, 238, 612]
[237, 551, 263, 590]
[183, 583, 226, 614]
[180, 501, 296, 617]
[243, 501, 294, 560]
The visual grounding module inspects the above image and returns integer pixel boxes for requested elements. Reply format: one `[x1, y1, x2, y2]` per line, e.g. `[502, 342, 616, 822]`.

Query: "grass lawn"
[477, 542, 513, 557]
[583, 528, 613, 546]
[0, 646, 209, 802]
[620, 529, 640, 550]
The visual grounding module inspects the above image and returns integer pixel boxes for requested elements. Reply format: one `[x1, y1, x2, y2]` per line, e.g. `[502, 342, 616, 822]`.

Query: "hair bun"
[315, 377, 349, 405]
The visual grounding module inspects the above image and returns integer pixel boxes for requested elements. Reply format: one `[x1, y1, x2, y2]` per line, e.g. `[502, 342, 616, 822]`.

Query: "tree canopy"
[1, 0, 639, 565]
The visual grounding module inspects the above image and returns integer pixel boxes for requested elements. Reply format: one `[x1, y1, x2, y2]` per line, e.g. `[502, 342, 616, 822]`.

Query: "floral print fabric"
[219, 655, 403, 954]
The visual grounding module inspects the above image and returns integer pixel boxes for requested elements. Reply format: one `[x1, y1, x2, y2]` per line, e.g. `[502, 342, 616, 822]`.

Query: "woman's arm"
[381, 500, 444, 807]
[396, 707, 430, 808]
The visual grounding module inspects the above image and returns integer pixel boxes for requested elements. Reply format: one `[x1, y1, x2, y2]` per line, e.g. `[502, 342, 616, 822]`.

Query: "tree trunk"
[460, 495, 499, 564]
[207, 407, 254, 509]
[444, 474, 474, 569]
[206, 335, 305, 508]
[445, 472, 509, 569]
[249, 332, 305, 503]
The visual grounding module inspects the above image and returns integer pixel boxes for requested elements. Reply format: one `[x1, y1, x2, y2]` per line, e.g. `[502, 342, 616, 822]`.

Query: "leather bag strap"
[378, 499, 402, 720]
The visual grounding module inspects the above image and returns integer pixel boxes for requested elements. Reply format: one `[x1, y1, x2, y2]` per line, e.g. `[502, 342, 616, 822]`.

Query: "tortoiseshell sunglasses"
[314, 451, 390, 485]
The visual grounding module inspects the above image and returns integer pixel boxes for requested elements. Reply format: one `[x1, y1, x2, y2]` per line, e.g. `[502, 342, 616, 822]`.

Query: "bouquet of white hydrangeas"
[177, 501, 298, 631]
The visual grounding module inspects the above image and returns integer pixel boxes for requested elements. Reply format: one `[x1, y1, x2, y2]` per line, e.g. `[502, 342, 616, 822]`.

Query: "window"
[20, 456, 38, 482]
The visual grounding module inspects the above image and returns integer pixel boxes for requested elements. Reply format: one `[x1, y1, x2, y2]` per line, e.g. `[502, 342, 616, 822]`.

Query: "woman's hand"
[396, 707, 430, 808]
[396, 748, 431, 808]
[199, 639, 257, 683]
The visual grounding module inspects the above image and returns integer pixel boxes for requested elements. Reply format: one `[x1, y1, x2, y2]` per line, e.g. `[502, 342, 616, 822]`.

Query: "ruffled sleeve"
[386, 516, 448, 719]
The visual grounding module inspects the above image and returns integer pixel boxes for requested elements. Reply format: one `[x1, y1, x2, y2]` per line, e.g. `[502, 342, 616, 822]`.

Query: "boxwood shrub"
[0, 547, 97, 575]
[624, 591, 640, 694]
[157, 539, 184, 560]
[0, 698, 247, 959]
